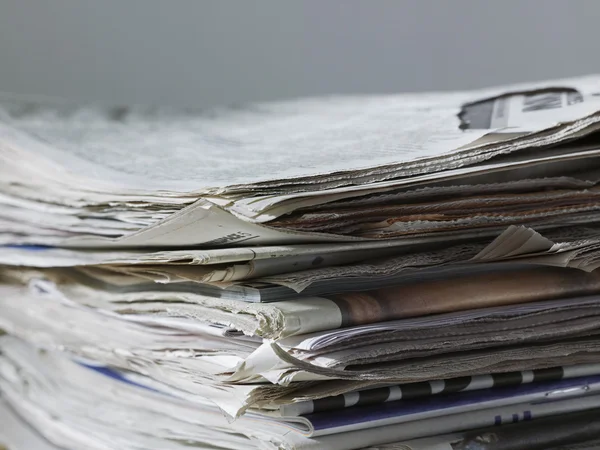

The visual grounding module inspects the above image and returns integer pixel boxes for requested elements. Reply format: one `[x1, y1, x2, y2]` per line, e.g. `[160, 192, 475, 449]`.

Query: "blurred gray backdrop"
[1, 0, 599, 108]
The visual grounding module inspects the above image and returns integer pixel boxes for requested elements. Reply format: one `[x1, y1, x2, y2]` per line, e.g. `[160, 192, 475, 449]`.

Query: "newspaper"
[256, 225, 600, 293]
[448, 407, 600, 450]
[4, 274, 600, 447]
[9, 252, 600, 343]
[4, 76, 600, 246]
[0, 398, 61, 450]
[5, 337, 600, 450]
[237, 337, 600, 385]
[6, 76, 600, 450]
[7, 225, 588, 305]
[0, 240, 432, 267]
[6, 268, 600, 416]
[277, 312, 600, 372]
[0, 283, 286, 418]
[226, 143, 600, 223]
[278, 363, 600, 416]
[364, 433, 600, 450]
[4, 76, 599, 192]
[286, 375, 600, 437]
[277, 296, 600, 358]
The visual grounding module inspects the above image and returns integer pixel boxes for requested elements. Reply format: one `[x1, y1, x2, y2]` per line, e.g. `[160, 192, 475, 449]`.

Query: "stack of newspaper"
[5, 75, 600, 449]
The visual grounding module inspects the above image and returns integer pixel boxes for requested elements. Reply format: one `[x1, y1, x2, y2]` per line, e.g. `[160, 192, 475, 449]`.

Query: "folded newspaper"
[4, 75, 600, 450]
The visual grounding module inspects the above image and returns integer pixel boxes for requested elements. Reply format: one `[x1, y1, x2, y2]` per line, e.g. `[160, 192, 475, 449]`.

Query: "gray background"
[1, 0, 599, 108]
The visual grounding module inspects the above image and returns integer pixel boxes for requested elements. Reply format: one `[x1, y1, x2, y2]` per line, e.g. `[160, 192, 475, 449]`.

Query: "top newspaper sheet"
[1, 75, 600, 193]
[4, 75, 600, 247]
